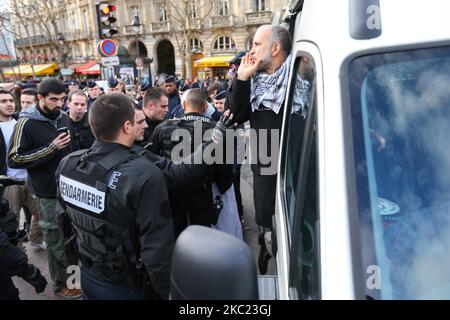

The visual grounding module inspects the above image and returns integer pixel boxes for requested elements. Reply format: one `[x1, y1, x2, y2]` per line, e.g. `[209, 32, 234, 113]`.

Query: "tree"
[8, 0, 67, 72]
[162, 0, 216, 80]
[0, 11, 19, 81]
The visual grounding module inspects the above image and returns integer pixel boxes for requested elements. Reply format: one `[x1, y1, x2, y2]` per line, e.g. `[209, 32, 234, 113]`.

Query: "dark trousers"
[169, 186, 213, 238]
[80, 267, 156, 300]
[233, 164, 244, 218]
[0, 274, 20, 300]
[253, 173, 277, 228]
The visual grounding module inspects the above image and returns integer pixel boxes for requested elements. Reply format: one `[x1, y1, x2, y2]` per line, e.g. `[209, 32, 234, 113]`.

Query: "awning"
[2, 64, 58, 77]
[67, 63, 86, 70]
[75, 60, 101, 74]
[194, 56, 235, 68]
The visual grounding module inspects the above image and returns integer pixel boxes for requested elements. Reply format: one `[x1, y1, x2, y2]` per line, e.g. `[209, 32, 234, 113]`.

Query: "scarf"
[250, 53, 293, 114]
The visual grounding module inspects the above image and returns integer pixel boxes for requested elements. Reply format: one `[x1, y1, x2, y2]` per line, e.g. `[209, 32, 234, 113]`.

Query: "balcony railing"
[189, 18, 202, 29]
[123, 25, 145, 35]
[149, 21, 171, 33]
[64, 30, 92, 41]
[245, 11, 273, 25]
[209, 15, 234, 28]
[15, 35, 49, 46]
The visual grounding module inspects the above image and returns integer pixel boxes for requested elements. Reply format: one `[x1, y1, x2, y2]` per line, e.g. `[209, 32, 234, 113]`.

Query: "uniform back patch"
[60, 175, 106, 214]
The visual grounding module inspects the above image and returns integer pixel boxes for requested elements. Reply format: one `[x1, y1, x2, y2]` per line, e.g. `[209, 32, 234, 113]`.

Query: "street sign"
[101, 56, 120, 66]
[98, 39, 118, 57]
[60, 68, 73, 76]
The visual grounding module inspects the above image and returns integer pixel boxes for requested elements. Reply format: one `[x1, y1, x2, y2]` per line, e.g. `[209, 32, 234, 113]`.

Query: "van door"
[275, 43, 322, 300]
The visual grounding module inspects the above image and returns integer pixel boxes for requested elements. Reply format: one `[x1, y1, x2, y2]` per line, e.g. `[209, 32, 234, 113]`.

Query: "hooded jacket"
[8, 106, 71, 198]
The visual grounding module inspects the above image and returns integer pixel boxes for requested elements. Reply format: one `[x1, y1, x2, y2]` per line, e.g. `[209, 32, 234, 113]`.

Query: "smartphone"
[57, 127, 69, 136]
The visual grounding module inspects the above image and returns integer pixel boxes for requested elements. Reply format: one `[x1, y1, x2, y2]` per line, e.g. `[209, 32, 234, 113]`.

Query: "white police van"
[170, 0, 450, 300]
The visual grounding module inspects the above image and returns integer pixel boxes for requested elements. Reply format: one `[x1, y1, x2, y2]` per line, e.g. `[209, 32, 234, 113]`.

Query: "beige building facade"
[12, 0, 288, 79]
[12, 0, 98, 67]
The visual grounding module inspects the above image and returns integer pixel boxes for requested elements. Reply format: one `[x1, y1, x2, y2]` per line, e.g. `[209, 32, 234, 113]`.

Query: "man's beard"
[43, 105, 61, 115]
[257, 51, 272, 72]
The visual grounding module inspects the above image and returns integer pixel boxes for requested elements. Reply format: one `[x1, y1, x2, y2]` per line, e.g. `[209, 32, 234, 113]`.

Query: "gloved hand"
[18, 264, 47, 293]
[212, 110, 234, 144]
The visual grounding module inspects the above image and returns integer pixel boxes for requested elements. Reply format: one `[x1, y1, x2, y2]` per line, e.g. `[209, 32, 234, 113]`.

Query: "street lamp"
[131, 12, 141, 81]
[57, 33, 67, 73]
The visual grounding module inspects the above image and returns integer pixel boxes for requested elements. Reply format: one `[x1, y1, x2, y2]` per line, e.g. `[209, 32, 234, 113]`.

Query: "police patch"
[60, 175, 106, 214]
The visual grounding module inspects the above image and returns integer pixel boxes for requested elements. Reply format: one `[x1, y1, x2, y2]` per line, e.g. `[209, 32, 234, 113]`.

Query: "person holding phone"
[8, 79, 81, 299]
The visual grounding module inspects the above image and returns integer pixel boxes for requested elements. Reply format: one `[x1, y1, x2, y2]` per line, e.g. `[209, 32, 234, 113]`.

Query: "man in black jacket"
[151, 89, 233, 238]
[225, 25, 292, 274]
[67, 90, 95, 150]
[160, 75, 181, 119]
[8, 79, 81, 298]
[56, 93, 174, 300]
[142, 87, 168, 143]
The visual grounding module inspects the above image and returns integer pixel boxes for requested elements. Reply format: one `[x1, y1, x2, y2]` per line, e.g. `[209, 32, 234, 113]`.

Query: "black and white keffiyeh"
[250, 53, 293, 114]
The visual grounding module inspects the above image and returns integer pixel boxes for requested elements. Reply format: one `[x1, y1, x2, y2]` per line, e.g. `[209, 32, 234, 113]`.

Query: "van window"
[349, 46, 450, 299]
[280, 54, 320, 299]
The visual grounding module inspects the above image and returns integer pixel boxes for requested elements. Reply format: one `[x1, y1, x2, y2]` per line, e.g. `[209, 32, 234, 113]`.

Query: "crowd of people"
[0, 24, 293, 300]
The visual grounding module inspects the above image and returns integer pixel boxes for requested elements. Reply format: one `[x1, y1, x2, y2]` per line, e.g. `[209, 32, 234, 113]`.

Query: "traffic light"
[96, 2, 118, 39]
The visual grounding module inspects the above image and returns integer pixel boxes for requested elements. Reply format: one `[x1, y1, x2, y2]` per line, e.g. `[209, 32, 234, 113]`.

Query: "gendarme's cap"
[191, 82, 200, 89]
[140, 80, 151, 92]
[179, 83, 190, 92]
[164, 75, 176, 84]
[21, 83, 37, 90]
[214, 90, 227, 100]
[108, 77, 119, 88]
[69, 80, 79, 86]
[87, 80, 97, 88]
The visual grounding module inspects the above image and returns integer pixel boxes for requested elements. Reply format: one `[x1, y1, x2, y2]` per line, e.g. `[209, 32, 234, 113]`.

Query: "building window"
[213, 36, 235, 51]
[253, 0, 266, 12]
[218, 0, 229, 16]
[247, 34, 254, 50]
[159, 4, 167, 21]
[190, 38, 203, 51]
[129, 6, 139, 23]
[190, 1, 197, 19]
[82, 8, 89, 33]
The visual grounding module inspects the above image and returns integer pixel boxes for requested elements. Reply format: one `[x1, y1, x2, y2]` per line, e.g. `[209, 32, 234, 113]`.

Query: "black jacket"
[69, 113, 95, 151]
[8, 106, 72, 198]
[56, 141, 174, 299]
[0, 129, 6, 175]
[132, 143, 212, 189]
[143, 116, 162, 145]
[225, 79, 283, 227]
[167, 91, 181, 119]
[225, 79, 283, 175]
[0, 227, 29, 299]
[151, 113, 233, 194]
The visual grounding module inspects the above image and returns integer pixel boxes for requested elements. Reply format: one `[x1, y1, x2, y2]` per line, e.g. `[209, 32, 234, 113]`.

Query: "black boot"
[21, 222, 30, 243]
[258, 232, 271, 275]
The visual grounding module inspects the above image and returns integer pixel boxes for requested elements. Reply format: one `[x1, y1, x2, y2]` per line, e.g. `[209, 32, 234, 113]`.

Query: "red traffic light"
[99, 3, 116, 15]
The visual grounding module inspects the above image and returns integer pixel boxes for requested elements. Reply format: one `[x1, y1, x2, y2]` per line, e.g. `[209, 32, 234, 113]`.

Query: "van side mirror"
[170, 226, 259, 300]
